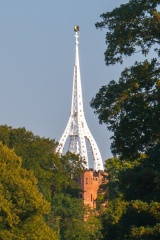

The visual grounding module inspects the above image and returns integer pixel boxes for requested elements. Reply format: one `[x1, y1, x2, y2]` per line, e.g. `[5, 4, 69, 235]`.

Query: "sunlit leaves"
[0, 142, 57, 239]
[0, 126, 97, 239]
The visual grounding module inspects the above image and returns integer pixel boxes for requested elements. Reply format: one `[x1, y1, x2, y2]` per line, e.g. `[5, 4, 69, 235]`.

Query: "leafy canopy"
[0, 142, 57, 240]
[0, 125, 102, 240]
[91, 59, 160, 159]
[95, 0, 160, 65]
[99, 146, 160, 240]
[0, 125, 85, 200]
[91, 0, 160, 159]
[93, 1, 160, 239]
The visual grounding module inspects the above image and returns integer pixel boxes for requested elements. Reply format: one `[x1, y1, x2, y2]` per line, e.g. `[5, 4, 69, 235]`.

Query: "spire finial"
[74, 25, 79, 45]
[74, 25, 79, 32]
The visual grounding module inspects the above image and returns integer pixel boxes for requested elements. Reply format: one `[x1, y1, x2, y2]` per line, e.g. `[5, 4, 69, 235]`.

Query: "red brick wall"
[80, 170, 103, 208]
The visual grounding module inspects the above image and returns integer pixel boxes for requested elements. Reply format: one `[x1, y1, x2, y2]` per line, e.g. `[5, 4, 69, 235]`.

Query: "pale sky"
[0, 1, 132, 165]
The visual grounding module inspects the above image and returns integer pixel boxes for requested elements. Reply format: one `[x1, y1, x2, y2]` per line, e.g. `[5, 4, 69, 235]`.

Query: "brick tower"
[79, 170, 104, 208]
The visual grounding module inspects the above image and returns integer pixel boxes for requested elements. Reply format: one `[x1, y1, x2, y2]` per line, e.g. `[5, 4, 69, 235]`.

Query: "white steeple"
[56, 26, 104, 171]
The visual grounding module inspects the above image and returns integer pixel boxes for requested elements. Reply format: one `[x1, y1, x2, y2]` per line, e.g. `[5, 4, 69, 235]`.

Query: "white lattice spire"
[56, 26, 104, 171]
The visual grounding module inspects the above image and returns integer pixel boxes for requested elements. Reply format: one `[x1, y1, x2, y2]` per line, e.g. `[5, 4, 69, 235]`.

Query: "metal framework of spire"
[56, 25, 104, 171]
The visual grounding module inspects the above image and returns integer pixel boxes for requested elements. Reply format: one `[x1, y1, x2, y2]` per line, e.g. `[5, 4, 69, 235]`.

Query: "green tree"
[99, 150, 160, 240]
[95, 0, 160, 65]
[0, 125, 84, 200]
[47, 193, 102, 240]
[51, 152, 85, 197]
[0, 125, 102, 239]
[91, 1, 160, 239]
[0, 142, 57, 240]
[91, 60, 160, 159]
[91, 0, 160, 160]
